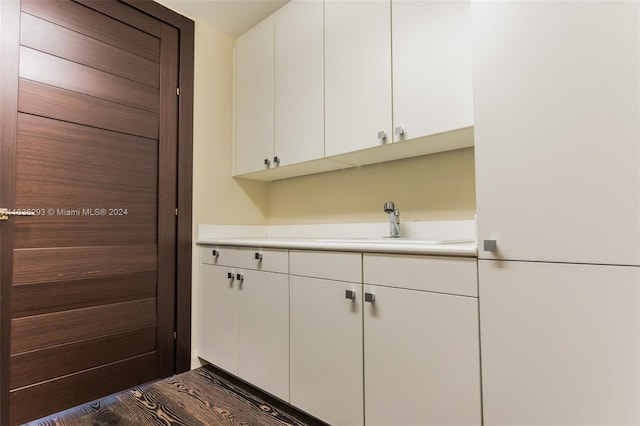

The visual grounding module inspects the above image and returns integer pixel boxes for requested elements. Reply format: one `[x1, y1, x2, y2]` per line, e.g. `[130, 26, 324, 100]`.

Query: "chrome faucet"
[383, 201, 400, 238]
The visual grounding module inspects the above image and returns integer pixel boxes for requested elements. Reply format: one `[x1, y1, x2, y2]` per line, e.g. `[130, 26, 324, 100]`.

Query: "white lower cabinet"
[199, 247, 290, 401]
[289, 250, 480, 426]
[238, 269, 289, 401]
[363, 255, 481, 426]
[480, 260, 640, 426]
[199, 263, 238, 374]
[201, 246, 481, 425]
[290, 275, 364, 425]
[289, 250, 363, 425]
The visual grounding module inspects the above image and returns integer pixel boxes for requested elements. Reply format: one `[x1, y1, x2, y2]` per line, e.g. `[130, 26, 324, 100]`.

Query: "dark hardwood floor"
[25, 365, 327, 426]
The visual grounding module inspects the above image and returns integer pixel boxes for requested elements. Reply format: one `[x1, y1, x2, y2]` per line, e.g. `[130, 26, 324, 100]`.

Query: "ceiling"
[156, 0, 290, 38]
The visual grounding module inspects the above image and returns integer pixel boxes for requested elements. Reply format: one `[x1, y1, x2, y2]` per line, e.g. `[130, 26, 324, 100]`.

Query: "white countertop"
[196, 236, 477, 257]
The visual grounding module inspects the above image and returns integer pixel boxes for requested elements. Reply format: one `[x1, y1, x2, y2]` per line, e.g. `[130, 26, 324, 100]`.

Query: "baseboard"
[190, 351, 207, 370]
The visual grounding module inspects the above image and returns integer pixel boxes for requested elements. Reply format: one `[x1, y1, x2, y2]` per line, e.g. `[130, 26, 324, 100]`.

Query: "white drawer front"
[290, 250, 362, 283]
[363, 254, 477, 297]
[238, 247, 289, 273]
[201, 246, 238, 267]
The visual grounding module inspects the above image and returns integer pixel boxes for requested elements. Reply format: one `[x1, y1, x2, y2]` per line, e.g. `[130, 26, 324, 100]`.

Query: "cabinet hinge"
[176, 87, 180, 96]
[175, 208, 178, 216]
[173, 331, 177, 340]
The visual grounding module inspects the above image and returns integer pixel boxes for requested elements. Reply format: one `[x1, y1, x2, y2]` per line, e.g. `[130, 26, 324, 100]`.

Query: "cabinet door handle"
[227, 272, 234, 280]
[212, 249, 219, 257]
[483, 240, 497, 252]
[377, 130, 387, 140]
[345, 290, 356, 300]
[364, 293, 375, 303]
[254, 252, 263, 261]
[394, 126, 405, 136]
[264, 158, 271, 166]
[273, 156, 280, 165]
[236, 273, 244, 281]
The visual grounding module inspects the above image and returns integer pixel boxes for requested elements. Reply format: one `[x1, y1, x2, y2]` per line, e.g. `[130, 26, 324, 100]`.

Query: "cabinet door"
[235, 17, 274, 175]
[290, 276, 363, 425]
[325, 0, 392, 157]
[198, 264, 238, 374]
[392, 0, 473, 142]
[473, 1, 640, 265]
[363, 285, 481, 426]
[274, 0, 324, 167]
[479, 260, 640, 425]
[238, 270, 289, 401]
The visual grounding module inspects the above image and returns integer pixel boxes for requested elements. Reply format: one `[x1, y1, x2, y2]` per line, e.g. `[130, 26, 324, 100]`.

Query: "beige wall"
[266, 147, 476, 224]
[190, 26, 268, 228]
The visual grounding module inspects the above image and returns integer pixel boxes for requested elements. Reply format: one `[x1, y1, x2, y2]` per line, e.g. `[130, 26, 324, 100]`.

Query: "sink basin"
[316, 238, 473, 245]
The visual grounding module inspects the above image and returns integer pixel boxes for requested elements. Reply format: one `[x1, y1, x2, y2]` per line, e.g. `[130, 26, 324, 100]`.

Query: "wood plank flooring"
[25, 365, 326, 426]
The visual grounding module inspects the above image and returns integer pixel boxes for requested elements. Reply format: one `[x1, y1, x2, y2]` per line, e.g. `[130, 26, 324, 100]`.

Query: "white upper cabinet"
[234, 0, 475, 180]
[235, 17, 274, 175]
[275, 0, 324, 167]
[324, 0, 392, 157]
[392, 0, 473, 142]
[473, 1, 640, 265]
[325, 0, 473, 158]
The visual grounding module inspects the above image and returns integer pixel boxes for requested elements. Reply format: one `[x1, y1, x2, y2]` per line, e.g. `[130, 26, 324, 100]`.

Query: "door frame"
[0, 1, 194, 423]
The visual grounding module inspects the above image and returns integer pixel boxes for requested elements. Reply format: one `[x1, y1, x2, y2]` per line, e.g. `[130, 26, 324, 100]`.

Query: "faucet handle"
[383, 201, 395, 213]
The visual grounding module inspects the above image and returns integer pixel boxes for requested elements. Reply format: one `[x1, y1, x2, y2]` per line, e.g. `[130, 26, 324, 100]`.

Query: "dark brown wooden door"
[1, 1, 179, 424]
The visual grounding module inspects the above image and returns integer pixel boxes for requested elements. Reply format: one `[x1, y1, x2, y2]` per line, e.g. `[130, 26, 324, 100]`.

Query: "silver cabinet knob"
[483, 240, 497, 252]
[394, 126, 405, 136]
[236, 273, 244, 281]
[273, 156, 280, 165]
[377, 130, 387, 140]
[227, 272, 234, 280]
[254, 252, 263, 261]
[264, 158, 271, 166]
[212, 249, 219, 258]
[345, 290, 356, 300]
[364, 293, 375, 303]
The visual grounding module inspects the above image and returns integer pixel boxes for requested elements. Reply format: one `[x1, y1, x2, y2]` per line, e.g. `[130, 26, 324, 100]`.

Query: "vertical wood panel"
[157, 23, 179, 377]
[0, 1, 20, 423]
[121, 0, 195, 376]
[175, 11, 195, 375]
